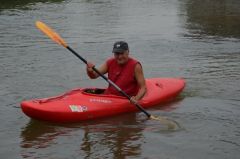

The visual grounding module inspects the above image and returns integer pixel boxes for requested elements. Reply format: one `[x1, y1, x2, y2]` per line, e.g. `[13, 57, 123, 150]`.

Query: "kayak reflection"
[20, 113, 145, 158]
[80, 113, 145, 158]
[20, 120, 74, 158]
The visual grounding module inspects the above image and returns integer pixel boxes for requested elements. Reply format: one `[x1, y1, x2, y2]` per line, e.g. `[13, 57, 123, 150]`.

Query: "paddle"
[35, 21, 179, 129]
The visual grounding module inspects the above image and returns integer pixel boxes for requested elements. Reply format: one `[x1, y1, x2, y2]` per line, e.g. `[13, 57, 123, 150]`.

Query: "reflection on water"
[80, 114, 143, 158]
[182, 0, 240, 38]
[0, 0, 64, 10]
[20, 114, 144, 158]
[179, 0, 240, 100]
[21, 120, 67, 150]
[20, 99, 183, 158]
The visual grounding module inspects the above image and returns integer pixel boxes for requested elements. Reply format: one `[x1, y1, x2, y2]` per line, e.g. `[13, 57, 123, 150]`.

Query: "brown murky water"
[0, 0, 240, 158]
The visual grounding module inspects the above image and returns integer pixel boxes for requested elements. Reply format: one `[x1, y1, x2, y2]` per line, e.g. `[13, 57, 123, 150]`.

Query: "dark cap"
[112, 41, 129, 53]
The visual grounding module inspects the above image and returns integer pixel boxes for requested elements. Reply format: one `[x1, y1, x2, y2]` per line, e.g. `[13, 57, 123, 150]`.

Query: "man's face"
[114, 50, 129, 65]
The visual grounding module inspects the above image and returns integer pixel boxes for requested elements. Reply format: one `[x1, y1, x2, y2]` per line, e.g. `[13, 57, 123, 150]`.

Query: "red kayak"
[21, 78, 185, 122]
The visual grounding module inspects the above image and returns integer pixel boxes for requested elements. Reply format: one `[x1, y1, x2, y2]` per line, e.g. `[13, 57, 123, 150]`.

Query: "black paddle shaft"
[66, 46, 151, 118]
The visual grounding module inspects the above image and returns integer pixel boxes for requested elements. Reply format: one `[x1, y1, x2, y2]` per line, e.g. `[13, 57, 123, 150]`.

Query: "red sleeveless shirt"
[104, 58, 140, 96]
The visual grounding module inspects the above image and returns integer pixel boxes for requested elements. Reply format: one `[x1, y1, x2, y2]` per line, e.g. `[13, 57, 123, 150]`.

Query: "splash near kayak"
[21, 78, 185, 122]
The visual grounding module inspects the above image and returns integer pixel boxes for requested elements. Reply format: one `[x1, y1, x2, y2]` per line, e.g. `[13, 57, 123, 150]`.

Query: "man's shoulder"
[106, 57, 115, 62]
[129, 57, 141, 65]
[106, 57, 115, 66]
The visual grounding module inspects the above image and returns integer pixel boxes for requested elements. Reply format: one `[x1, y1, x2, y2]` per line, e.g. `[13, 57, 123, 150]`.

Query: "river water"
[0, 0, 240, 158]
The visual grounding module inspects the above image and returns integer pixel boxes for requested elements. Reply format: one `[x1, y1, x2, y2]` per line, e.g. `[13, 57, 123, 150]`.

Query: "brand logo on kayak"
[69, 105, 88, 112]
[90, 99, 112, 103]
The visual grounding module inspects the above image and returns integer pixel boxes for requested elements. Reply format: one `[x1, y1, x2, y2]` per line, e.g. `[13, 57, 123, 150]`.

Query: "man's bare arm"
[133, 63, 147, 101]
[86, 62, 108, 79]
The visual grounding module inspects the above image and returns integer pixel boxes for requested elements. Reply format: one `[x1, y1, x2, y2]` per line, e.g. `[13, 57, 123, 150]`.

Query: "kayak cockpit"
[83, 88, 105, 94]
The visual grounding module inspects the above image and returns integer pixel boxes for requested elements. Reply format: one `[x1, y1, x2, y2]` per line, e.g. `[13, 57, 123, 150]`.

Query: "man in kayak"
[86, 41, 146, 104]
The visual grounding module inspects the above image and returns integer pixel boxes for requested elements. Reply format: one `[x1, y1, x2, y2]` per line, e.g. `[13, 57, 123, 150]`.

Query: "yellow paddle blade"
[150, 115, 180, 130]
[36, 21, 67, 48]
